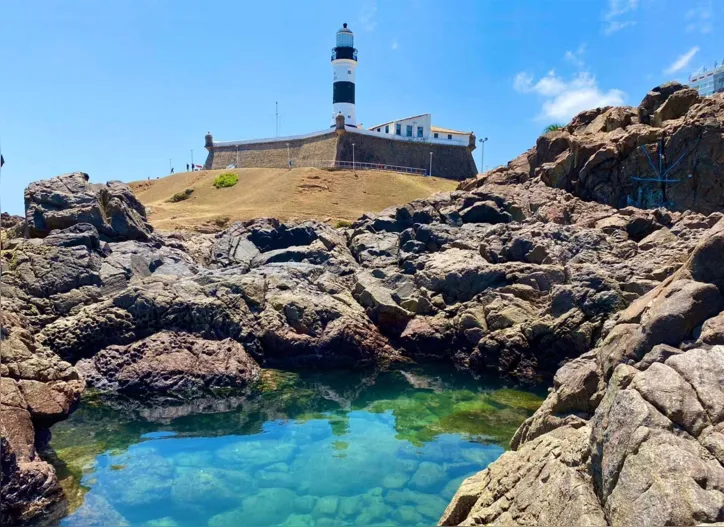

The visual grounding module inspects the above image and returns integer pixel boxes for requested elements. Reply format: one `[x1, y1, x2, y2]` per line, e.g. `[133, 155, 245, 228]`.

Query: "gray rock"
[25, 172, 152, 241]
[76, 331, 261, 398]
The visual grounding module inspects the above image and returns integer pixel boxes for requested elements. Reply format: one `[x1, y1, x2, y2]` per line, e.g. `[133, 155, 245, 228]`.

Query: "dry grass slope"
[130, 167, 457, 231]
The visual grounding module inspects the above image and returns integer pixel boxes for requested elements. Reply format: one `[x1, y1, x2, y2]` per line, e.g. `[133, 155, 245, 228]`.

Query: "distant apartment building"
[688, 61, 724, 96]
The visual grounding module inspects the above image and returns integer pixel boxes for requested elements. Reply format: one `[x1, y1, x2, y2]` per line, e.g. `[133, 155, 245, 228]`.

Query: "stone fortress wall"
[203, 131, 339, 171]
[336, 131, 477, 180]
[204, 125, 478, 181]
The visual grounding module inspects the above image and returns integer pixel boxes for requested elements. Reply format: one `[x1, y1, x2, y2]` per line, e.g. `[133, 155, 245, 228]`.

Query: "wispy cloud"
[664, 46, 700, 75]
[514, 70, 626, 122]
[391, 39, 399, 51]
[686, 1, 713, 34]
[602, 0, 638, 35]
[357, 1, 378, 32]
[564, 44, 586, 69]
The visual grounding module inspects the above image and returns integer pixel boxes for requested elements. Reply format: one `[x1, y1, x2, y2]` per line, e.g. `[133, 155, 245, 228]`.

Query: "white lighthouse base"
[333, 103, 356, 127]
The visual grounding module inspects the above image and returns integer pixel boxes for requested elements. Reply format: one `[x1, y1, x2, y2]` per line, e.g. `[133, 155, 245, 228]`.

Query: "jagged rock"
[441, 425, 606, 526]
[700, 311, 724, 345]
[1, 211, 24, 229]
[0, 306, 83, 525]
[459, 200, 512, 224]
[462, 87, 724, 215]
[4, 152, 723, 524]
[639, 81, 689, 124]
[76, 331, 260, 397]
[653, 88, 700, 127]
[24, 172, 153, 241]
[638, 226, 676, 250]
[444, 219, 724, 527]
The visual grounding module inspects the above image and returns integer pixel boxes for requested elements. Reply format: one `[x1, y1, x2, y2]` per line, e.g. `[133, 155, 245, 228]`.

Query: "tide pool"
[48, 366, 544, 527]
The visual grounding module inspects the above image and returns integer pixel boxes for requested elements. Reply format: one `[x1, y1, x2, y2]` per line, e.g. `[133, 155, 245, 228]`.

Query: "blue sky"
[1, 0, 721, 214]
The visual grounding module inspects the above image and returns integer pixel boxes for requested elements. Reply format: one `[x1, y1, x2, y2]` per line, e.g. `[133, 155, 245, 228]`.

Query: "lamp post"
[287, 143, 290, 170]
[429, 152, 433, 177]
[352, 143, 355, 173]
[478, 137, 488, 174]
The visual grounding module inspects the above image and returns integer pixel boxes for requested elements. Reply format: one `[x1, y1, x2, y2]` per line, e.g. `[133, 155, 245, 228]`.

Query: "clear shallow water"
[48, 367, 544, 527]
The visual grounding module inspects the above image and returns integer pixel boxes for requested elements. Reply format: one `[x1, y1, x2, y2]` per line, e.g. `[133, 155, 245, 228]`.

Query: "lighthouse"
[331, 23, 357, 127]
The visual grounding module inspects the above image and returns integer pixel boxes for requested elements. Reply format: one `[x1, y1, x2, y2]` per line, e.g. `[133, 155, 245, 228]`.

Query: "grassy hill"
[130, 167, 457, 231]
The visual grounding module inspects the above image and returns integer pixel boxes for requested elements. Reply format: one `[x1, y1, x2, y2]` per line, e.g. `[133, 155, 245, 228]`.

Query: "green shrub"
[543, 123, 564, 133]
[215, 216, 231, 227]
[167, 188, 194, 203]
[334, 219, 352, 229]
[213, 172, 239, 189]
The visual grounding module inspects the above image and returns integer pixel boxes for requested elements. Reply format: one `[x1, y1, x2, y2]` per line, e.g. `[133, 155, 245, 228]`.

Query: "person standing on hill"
[186, 163, 189, 172]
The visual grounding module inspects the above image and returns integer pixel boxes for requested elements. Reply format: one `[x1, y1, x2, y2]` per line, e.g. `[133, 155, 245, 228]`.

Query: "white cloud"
[564, 44, 586, 69]
[686, 2, 713, 34]
[357, 1, 378, 32]
[664, 46, 700, 74]
[513, 72, 534, 93]
[514, 70, 626, 122]
[602, 0, 638, 35]
[391, 39, 398, 51]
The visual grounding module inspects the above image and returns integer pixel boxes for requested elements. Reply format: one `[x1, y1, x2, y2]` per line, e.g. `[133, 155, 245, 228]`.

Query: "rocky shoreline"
[2, 83, 723, 526]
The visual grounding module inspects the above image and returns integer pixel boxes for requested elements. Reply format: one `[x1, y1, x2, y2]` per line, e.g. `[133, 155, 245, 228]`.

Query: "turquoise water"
[48, 367, 544, 527]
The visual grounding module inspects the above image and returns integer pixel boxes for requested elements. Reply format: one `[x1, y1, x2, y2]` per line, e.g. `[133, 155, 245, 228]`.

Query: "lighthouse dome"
[336, 23, 354, 47]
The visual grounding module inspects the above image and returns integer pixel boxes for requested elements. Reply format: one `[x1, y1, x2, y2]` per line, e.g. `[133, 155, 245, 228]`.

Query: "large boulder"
[25, 172, 153, 241]
[441, 425, 606, 526]
[0, 306, 83, 525]
[442, 219, 724, 527]
[461, 83, 724, 215]
[76, 331, 260, 398]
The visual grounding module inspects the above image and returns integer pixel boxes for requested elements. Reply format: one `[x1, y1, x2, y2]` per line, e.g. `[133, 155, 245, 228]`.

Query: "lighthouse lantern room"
[331, 23, 357, 127]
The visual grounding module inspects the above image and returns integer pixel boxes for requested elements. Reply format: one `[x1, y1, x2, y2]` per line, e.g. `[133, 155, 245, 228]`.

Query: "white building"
[688, 61, 724, 97]
[368, 114, 472, 146]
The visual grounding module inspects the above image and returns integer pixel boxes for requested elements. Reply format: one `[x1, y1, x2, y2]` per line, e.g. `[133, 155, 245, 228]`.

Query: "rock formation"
[2, 85, 724, 526]
[441, 218, 724, 526]
[462, 84, 724, 215]
[24, 172, 153, 241]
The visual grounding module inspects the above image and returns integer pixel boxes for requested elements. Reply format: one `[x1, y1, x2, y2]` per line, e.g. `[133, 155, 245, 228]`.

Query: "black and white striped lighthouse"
[331, 23, 358, 127]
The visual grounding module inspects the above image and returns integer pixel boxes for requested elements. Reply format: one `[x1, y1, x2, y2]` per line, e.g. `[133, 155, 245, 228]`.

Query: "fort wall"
[204, 128, 478, 180]
[337, 130, 477, 181]
[204, 131, 339, 170]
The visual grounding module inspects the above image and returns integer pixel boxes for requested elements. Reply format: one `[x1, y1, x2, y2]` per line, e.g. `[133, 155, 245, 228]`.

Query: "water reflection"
[48, 366, 544, 527]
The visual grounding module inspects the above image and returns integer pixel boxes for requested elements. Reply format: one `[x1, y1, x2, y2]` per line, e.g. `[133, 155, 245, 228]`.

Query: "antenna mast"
[276, 101, 279, 137]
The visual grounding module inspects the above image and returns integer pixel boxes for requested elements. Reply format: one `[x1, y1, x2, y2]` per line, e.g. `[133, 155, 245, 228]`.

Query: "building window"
[377, 128, 381, 132]
[385, 125, 389, 133]
[434, 133, 439, 139]
[406, 125, 413, 137]
[417, 126, 423, 138]
[396, 124, 401, 135]
[448, 134, 452, 140]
